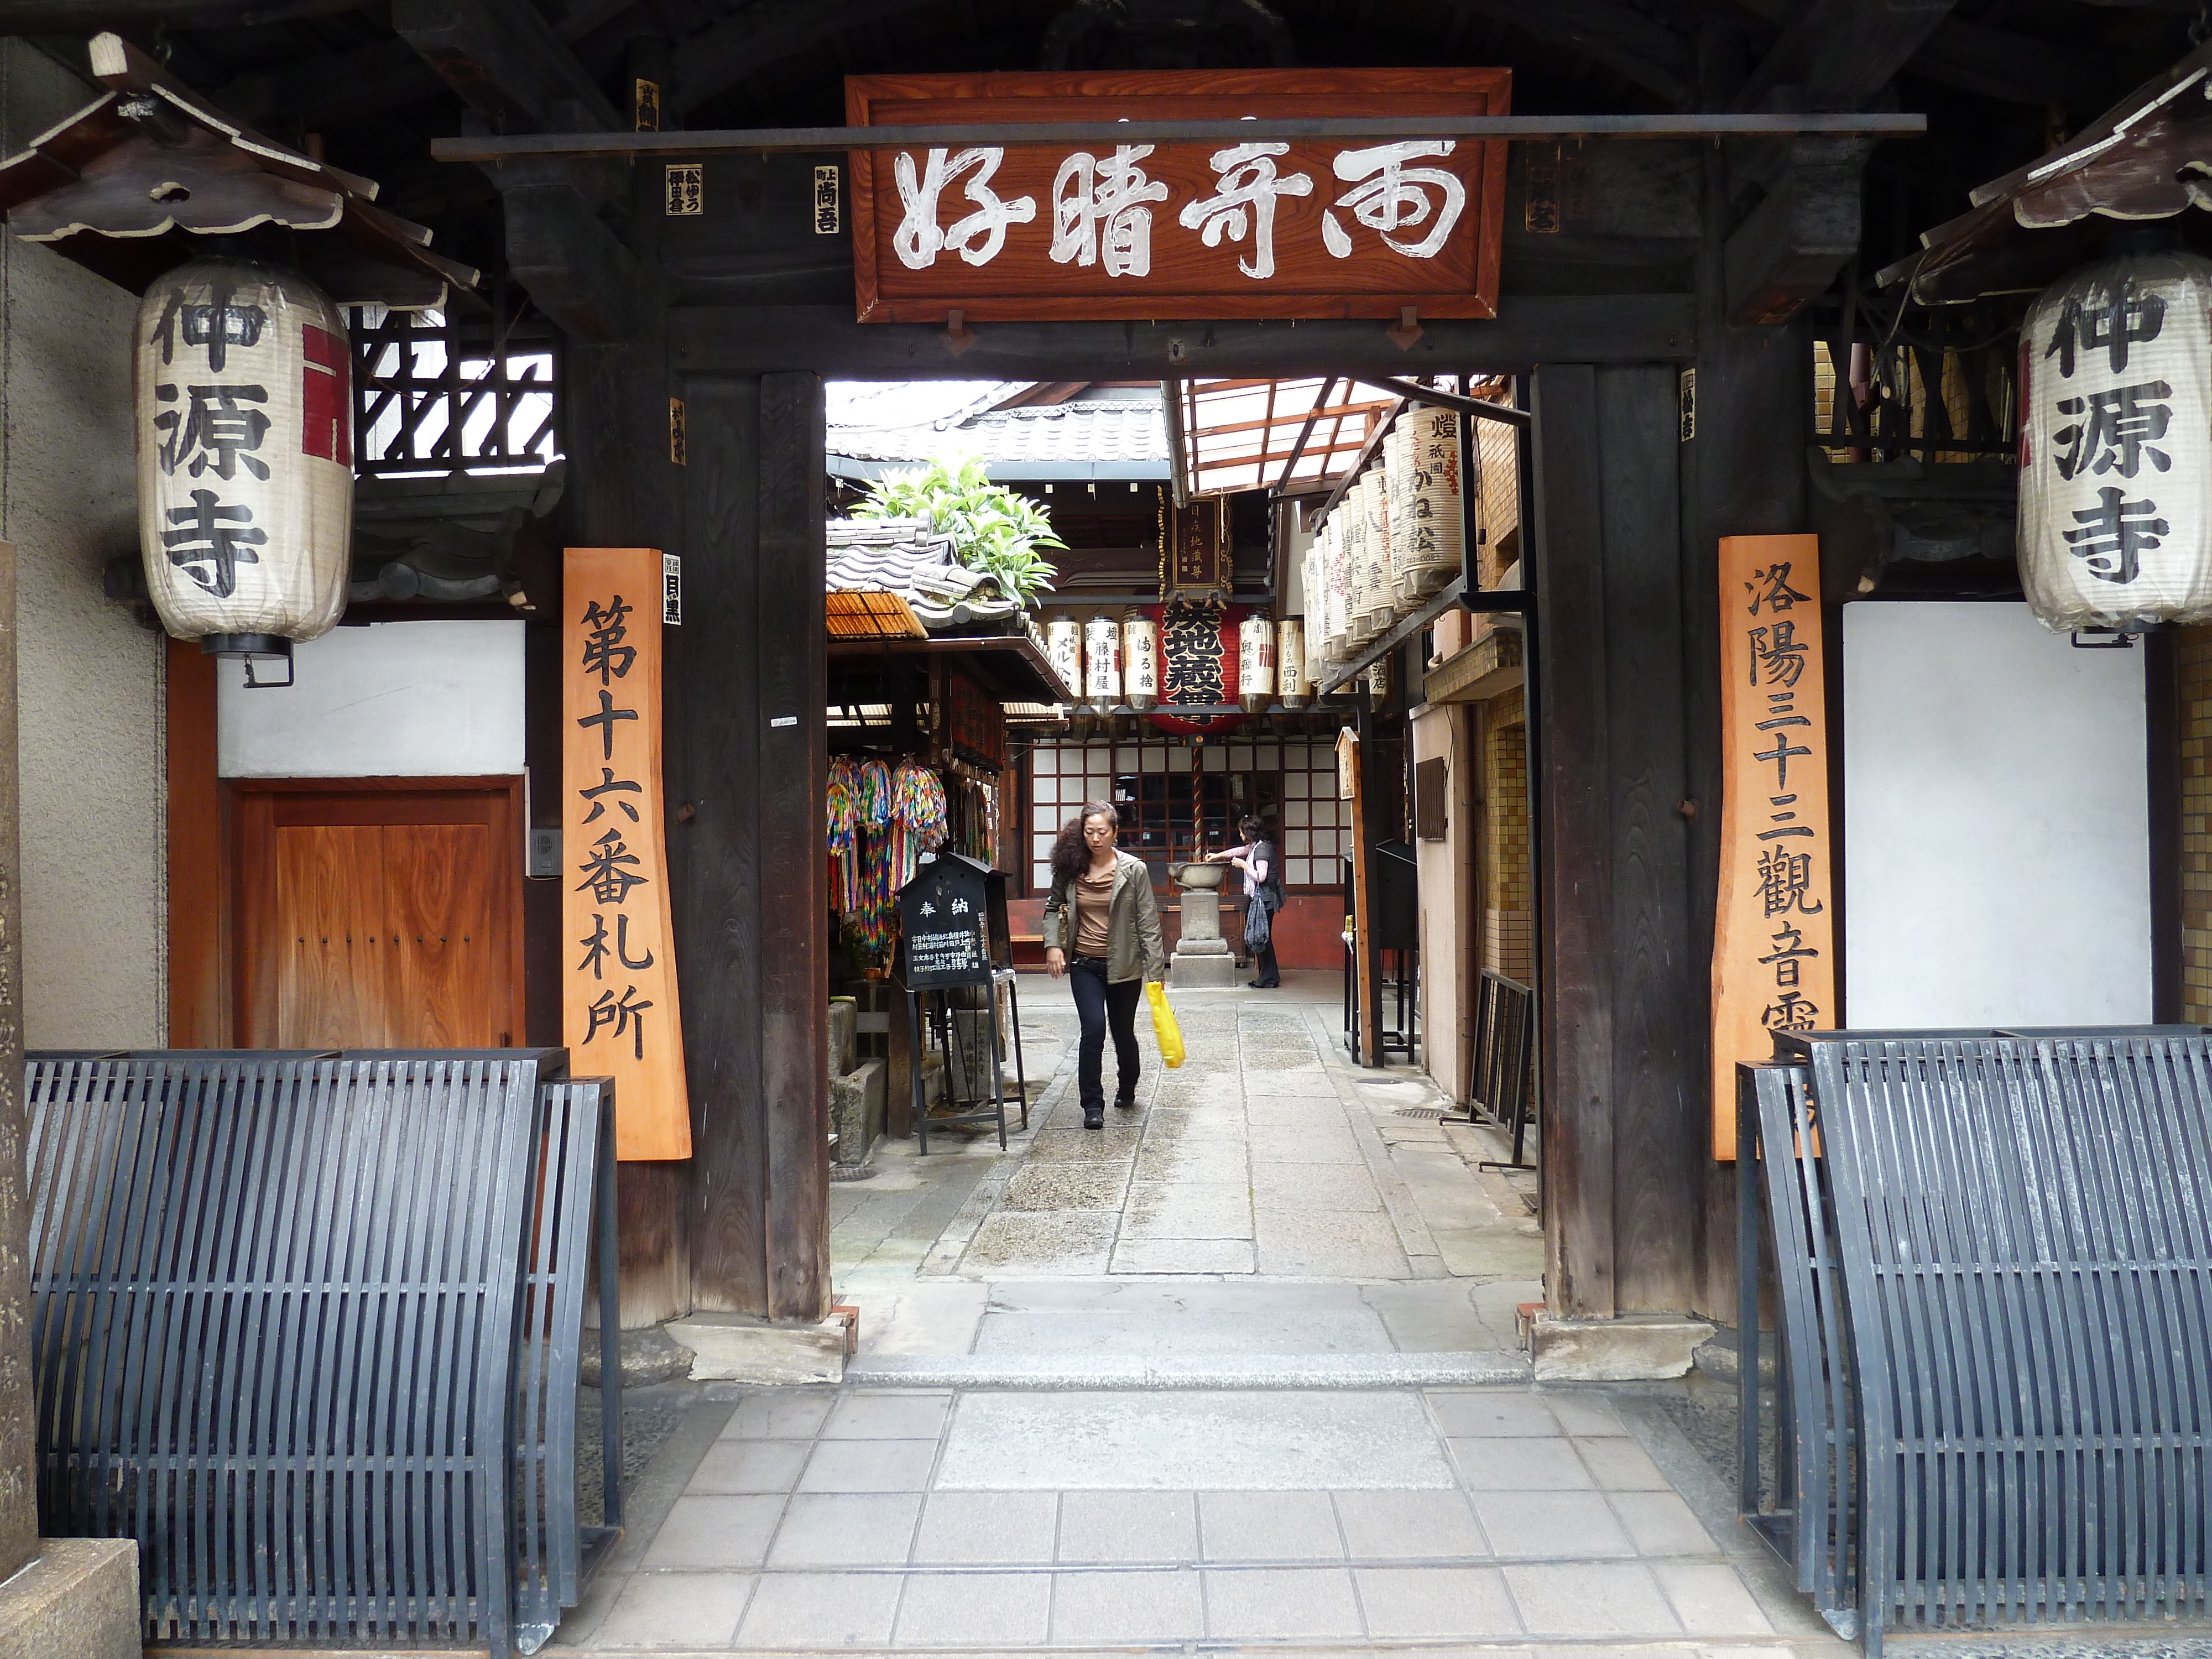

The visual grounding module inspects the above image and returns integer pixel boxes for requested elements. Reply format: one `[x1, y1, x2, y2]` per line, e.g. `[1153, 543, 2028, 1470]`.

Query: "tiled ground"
[830, 973, 1544, 1355]
[549, 1383, 1845, 1655]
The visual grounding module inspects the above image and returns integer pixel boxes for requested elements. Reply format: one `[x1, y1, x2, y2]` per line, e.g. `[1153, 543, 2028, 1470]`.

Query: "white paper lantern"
[1385, 422, 1415, 604]
[1278, 618, 1310, 708]
[1398, 408, 1465, 599]
[1046, 616, 1083, 705]
[1121, 611, 1160, 711]
[1083, 613, 1121, 712]
[1238, 614, 1274, 711]
[1359, 473, 1392, 637]
[2020, 248, 2212, 629]
[136, 258, 351, 657]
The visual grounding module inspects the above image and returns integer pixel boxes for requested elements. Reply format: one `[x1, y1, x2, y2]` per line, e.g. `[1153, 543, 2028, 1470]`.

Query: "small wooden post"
[1343, 725, 1380, 1066]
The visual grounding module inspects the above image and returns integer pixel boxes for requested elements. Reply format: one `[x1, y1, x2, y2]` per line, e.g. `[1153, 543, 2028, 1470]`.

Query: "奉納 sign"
[1710, 534, 1835, 1160]
[565, 546, 691, 1160]
[846, 69, 1509, 324]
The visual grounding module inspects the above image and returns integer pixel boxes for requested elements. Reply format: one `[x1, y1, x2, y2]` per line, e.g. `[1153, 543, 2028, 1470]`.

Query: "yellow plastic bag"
[1146, 982, 1186, 1069]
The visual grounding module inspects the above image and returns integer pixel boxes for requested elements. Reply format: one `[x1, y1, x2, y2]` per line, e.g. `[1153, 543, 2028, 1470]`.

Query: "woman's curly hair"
[1051, 800, 1119, 885]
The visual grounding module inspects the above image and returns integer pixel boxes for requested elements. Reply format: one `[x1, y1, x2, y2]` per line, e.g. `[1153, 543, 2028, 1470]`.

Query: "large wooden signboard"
[846, 69, 1509, 324]
[564, 546, 691, 1161]
[1710, 534, 1835, 1160]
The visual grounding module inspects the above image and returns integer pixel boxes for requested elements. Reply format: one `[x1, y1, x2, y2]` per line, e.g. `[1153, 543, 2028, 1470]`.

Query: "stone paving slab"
[547, 1378, 1855, 1657]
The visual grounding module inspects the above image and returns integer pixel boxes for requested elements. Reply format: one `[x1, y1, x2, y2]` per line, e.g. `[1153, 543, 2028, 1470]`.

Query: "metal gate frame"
[1739, 1029, 2212, 1655]
[24, 1051, 620, 1657]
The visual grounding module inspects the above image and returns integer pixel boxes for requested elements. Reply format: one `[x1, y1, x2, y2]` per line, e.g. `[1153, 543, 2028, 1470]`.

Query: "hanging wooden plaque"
[564, 546, 691, 1160]
[846, 68, 1510, 324]
[1711, 534, 1835, 1161]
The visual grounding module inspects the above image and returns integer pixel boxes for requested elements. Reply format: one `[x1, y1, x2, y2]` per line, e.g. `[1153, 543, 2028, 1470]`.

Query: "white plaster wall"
[218, 620, 525, 778]
[1842, 601, 2151, 1029]
[3, 43, 164, 1049]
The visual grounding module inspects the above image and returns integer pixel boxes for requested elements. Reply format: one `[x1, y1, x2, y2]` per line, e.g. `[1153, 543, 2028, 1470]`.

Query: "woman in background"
[1041, 801, 1168, 1128]
[1207, 814, 1284, 988]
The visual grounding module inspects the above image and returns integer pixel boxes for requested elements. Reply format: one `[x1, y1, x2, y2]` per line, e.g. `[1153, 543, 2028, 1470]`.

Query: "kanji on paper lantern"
[1083, 612, 1122, 712]
[1121, 611, 1160, 711]
[135, 259, 351, 659]
[1238, 613, 1274, 711]
[2020, 248, 2212, 630]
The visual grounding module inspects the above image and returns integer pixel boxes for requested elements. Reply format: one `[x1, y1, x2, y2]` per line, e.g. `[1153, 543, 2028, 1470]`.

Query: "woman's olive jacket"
[1040, 849, 1170, 984]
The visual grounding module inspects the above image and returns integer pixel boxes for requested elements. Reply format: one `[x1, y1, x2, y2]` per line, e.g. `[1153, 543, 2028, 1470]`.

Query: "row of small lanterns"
[1044, 612, 1313, 715]
[1306, 406, 1470, 690]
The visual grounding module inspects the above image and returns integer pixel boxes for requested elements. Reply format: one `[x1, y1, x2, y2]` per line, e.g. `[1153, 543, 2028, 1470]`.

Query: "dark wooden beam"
[2, 0, 356, 23]
[1723, 136, 1865, 325]
[1531, 362, 1615, 1320]
[1449, 0, 1696, 109]
[502, 180, 646, 340]
[675, 297, 1695, 380]
[675, 372, 830, 1321]
[217, 38, 443, 126]
[1908, 17, 2125, 112]
[1736, 0, 1957, 111]
[394, 0, 620, 130]
[671, 0, 926, 116]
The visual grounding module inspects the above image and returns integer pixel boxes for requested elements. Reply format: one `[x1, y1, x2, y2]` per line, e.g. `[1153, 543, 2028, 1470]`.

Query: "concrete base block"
[580, 1323, 696, 1388]
[667, 1313, 848, 1384]
[0, 1537, 139, 1659]
[1530, 1313, 1715, 1382]
[1170, 954, 1243, 988]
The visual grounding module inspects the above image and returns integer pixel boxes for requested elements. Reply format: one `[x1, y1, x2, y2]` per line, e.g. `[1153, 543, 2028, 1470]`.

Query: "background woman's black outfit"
[1245, 837, 1284, 988]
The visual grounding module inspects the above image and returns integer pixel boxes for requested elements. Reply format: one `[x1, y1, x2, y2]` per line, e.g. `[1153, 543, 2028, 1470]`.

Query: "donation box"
[896, 852, 1008, 990]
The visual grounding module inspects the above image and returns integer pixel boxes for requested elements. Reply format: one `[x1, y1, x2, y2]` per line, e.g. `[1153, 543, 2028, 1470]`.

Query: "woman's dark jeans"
[1068, 954, 1142, 1112]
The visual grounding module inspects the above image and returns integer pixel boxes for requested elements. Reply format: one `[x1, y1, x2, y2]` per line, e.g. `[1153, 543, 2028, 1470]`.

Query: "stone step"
[844, 1349, 1531, 1389]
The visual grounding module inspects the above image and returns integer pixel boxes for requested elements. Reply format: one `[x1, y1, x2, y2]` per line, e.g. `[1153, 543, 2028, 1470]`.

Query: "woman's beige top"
[1072, 864, 1115, 956]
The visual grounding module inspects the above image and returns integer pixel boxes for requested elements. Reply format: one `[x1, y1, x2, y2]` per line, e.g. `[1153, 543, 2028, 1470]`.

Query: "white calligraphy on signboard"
[885, 139, 1469, 282]
[892, 146, 1038, 269]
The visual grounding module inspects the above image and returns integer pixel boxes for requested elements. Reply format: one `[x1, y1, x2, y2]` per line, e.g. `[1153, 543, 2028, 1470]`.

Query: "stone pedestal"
[1170, 863, 1241, 988]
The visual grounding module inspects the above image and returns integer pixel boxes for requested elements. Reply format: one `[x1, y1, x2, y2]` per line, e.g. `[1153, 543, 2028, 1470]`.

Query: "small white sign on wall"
[1843, 601, 2151, 1029]
[217, 619, 526, 778]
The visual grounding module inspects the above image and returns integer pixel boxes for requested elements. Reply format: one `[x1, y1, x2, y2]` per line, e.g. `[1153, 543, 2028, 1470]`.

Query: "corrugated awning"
[1175, 378, 1395, 499]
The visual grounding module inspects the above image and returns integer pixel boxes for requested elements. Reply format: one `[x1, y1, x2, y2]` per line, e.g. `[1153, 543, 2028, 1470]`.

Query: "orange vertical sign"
[565, 546, 691, 1160]
[1712, 534, 1835, 1160]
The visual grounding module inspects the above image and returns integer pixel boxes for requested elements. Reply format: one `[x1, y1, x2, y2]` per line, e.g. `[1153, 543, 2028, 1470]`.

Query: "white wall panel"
[219, 619, 525, 778]
[1842, 602, 2150, 1029]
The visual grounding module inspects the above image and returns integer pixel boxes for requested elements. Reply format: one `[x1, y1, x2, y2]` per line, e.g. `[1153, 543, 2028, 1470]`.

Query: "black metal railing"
[1472, 969, 1536, 1176]
[1812, 302, 2017, 465]
[351, 305, 560, 479]
[1740, 1028, 2212, 1654]
[25, 1051, 618, 1658]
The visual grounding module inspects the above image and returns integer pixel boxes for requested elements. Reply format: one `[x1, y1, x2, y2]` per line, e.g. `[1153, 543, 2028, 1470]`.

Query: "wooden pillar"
[1531, 364, 1699, 1320]
[674, 371, 830, 1321]
[565, 325, 696, 1325]
[1679, 127, 1812, 1319]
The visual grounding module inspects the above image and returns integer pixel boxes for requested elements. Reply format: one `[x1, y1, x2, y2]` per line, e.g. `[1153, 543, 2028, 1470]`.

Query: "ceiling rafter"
[1446, 0, 1695, 109]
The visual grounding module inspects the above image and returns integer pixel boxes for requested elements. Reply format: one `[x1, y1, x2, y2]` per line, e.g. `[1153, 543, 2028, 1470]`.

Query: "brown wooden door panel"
[236, 779, 523, 1051]
[274, 822, 389, 1048]
[388, 822, 497, 1047]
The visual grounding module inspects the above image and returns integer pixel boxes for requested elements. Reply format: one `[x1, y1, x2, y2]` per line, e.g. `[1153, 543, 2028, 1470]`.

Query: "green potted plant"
[854, 453, 1063, 608]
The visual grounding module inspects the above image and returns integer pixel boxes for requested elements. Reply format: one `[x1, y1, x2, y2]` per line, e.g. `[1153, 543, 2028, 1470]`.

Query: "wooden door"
[236, 780, 524, 1050]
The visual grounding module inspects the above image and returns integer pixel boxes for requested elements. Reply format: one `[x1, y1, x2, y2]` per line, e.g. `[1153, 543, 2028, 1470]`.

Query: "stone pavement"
[828, 970, 1544, 1366]
[541, 974, 1858, 1656]
[547, 1379, 1850, 1656]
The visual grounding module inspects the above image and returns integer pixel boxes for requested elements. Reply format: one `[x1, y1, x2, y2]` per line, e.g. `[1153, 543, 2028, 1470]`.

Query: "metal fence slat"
[25, 1050, 614, 1656]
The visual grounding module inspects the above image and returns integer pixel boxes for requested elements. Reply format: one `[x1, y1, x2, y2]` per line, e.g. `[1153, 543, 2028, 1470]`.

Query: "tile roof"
[828, 385, 1167, 477]
[825, 518, 1025, 631]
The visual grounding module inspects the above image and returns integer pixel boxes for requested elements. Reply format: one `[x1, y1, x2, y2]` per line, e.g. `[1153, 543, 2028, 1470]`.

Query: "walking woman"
[1205, 815, 1285, 988]
[1041, 801, 1168, 1129]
